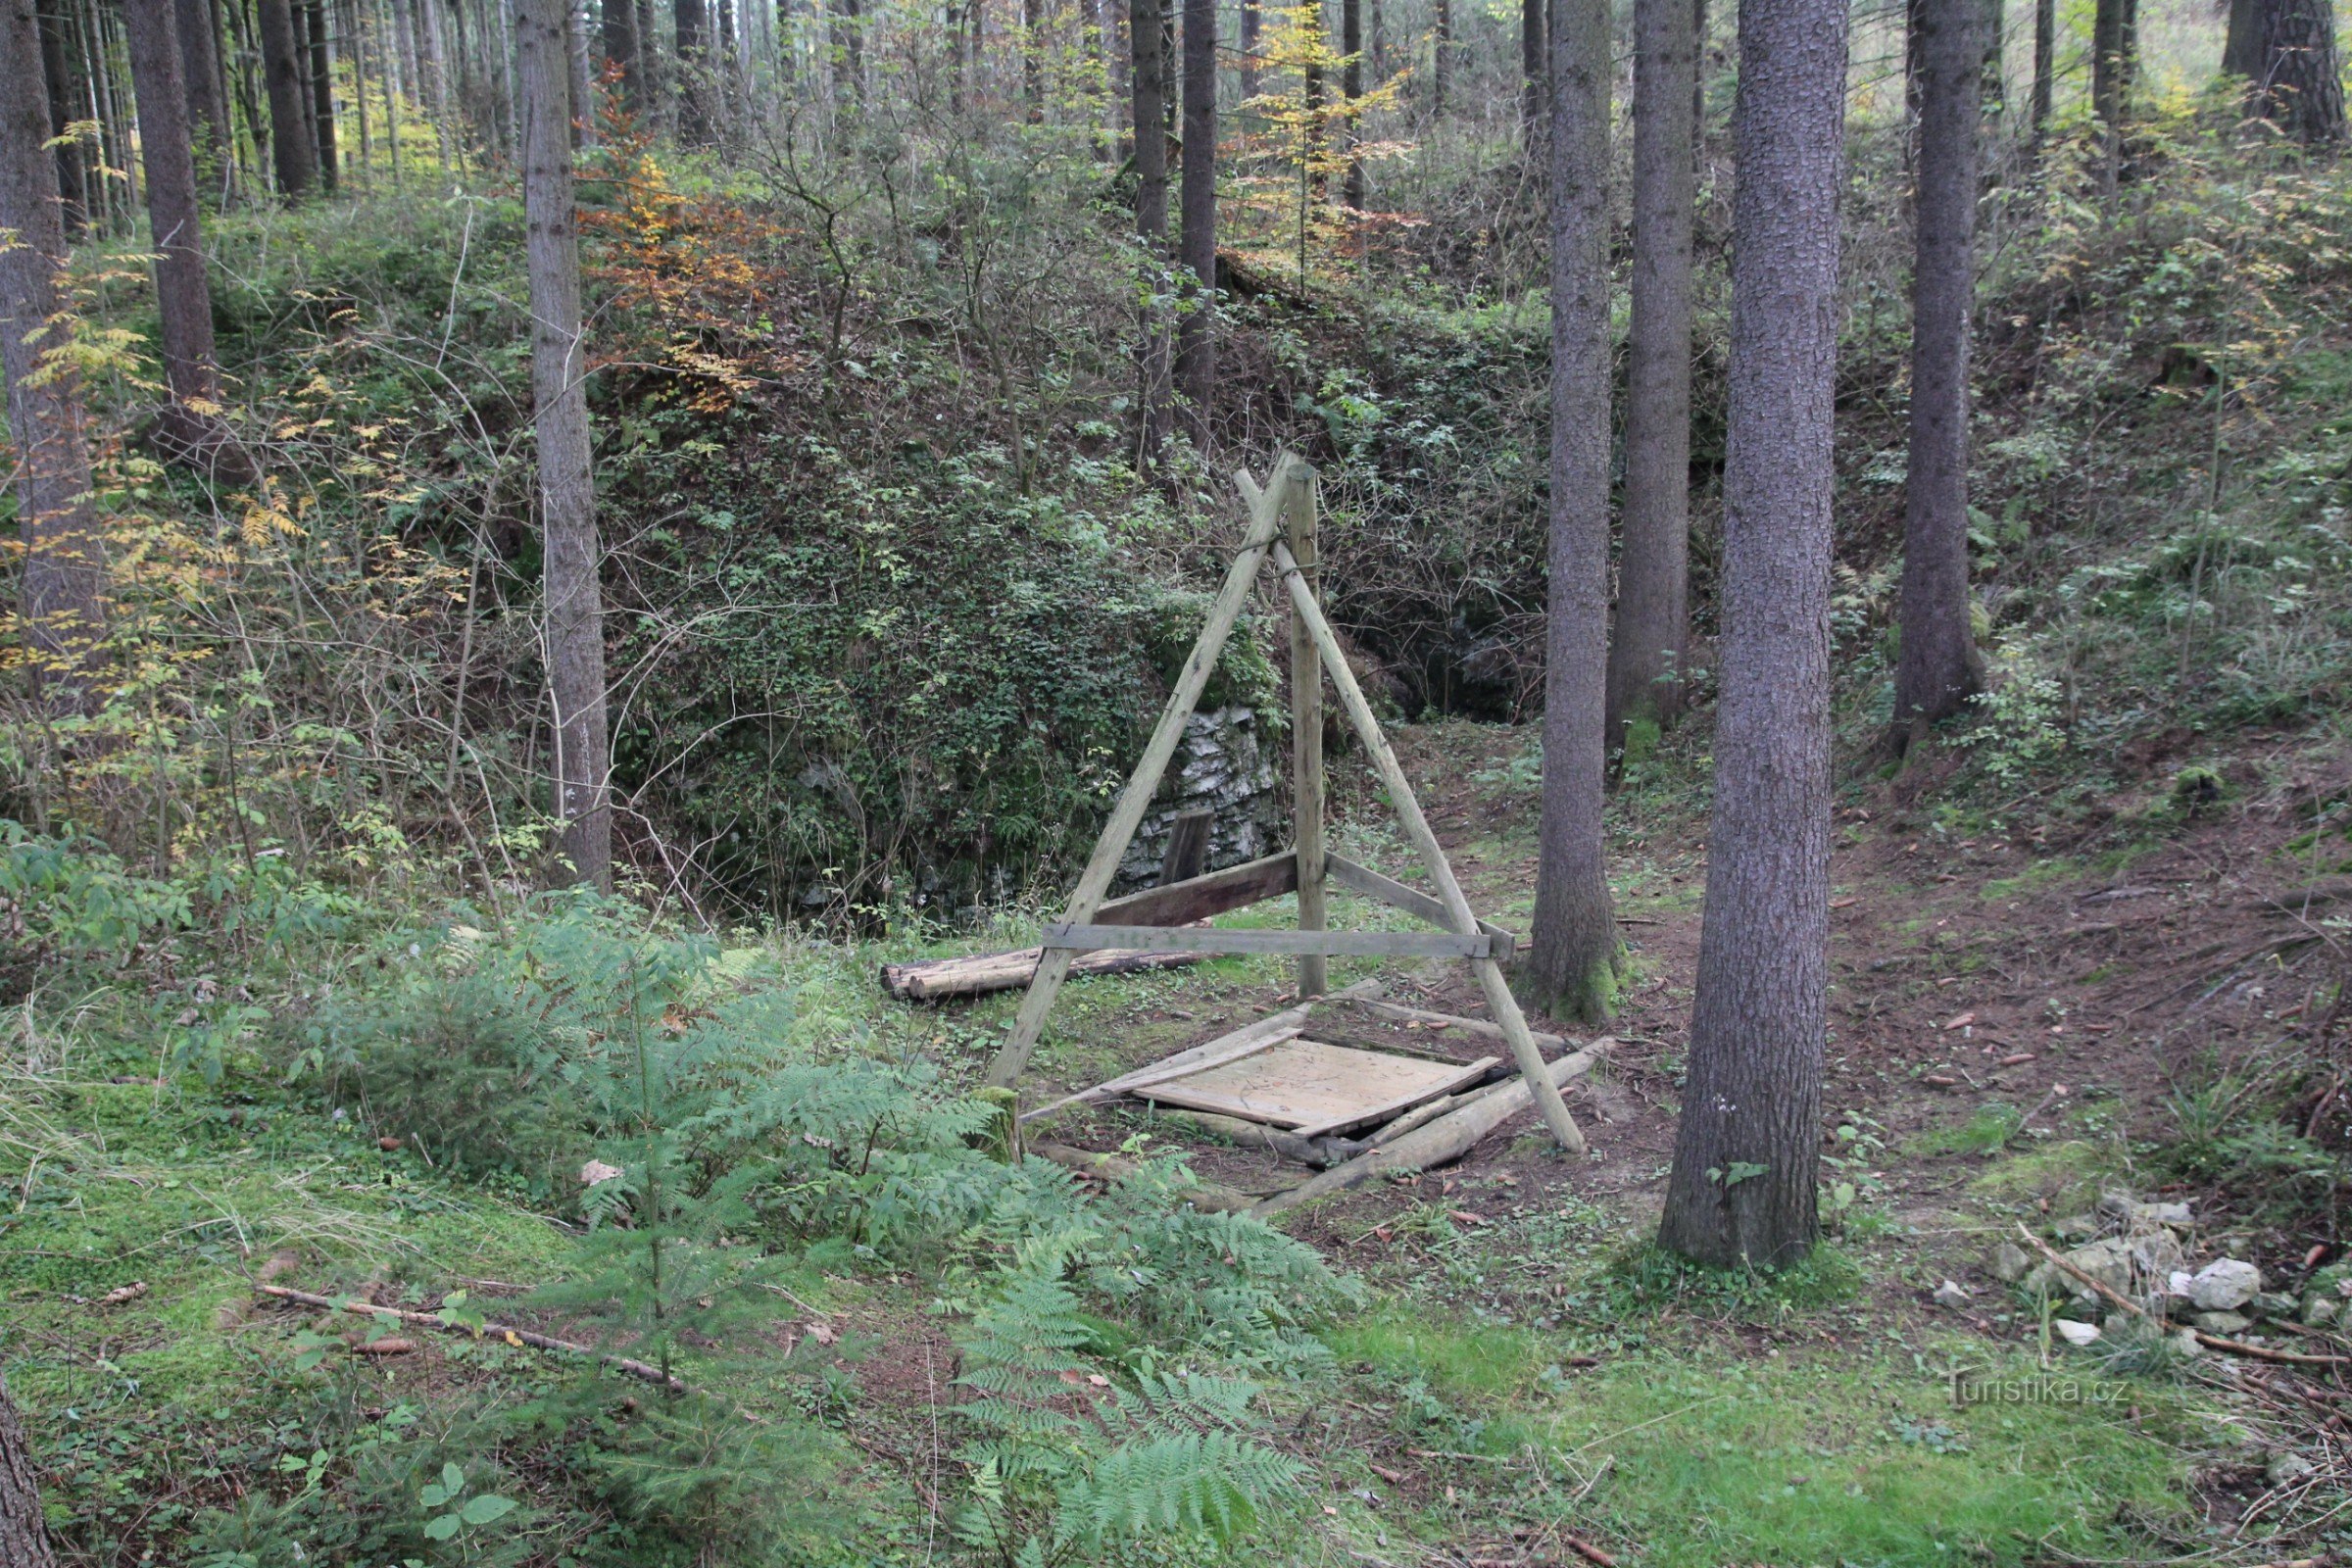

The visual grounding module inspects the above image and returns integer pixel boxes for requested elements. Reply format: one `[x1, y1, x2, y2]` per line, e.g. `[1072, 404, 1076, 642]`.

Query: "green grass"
[1911, 1102, 2027, 1157]
[1325, 1310, 2201, 1567]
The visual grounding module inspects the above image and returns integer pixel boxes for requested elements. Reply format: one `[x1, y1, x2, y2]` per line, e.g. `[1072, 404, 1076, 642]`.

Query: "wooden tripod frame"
[980, 454, 1587, 1156]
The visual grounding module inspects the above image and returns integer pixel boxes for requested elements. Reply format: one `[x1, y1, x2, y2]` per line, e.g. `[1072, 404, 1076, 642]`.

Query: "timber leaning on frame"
[980, 453, 1591, 1161]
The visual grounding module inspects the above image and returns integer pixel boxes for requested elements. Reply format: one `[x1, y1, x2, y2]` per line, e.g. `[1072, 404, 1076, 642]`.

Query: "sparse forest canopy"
[3, 0, 2352, 1560]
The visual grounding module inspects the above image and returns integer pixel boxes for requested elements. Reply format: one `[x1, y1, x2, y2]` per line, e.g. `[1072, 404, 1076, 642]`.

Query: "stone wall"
[1114, 706, 1286, 889]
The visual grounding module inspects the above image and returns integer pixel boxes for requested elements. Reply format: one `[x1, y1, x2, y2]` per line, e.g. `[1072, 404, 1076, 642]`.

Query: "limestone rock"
[1988, 1242, 2033, 1284]
[2192, 1310, 2252, 1335]
[2052, 1318, 2101, 1347]
[1932, 1279, 1972, 1309]
[2186, 1259, 2261, 1311]
[2301, 1294, 2341, 1328]
[2097, 1190, 2193, 1232]
[2251, 1291, 2299, 1320]
[2267, 1451, 2317, 1487]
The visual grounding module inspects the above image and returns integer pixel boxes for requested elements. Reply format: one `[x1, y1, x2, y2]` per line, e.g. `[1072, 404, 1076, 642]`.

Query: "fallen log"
[881, 942, 1201, 1002]
[1152, 1108, 1365, 1168]
[1255, 1041, 1610, 1216]
[1028, 1141, 1258, 1213]
[257, 1283, 687, 1390]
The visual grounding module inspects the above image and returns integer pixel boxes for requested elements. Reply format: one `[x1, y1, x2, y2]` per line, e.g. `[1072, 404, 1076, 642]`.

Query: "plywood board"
[1135, 1037, 1498, 1139]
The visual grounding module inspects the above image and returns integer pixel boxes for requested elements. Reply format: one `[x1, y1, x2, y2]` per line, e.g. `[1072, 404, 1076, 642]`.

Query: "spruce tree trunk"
[674, 0, 708, 139]
[0, 1377, 59, 1568]
[1174, 0, 1216, 432]
[567, 0, 596, 143]
[1520, 0, 1544, 142]
[36, 0, 87, 237]
[2253, 0, 2346, 143]
[174, 0, 232, 190]
[1022, 0, 1043, 118]
[2223, 0, 2259, 77]
[603, 0, 638, 108]
[1526, 0, 1618, 1022]
[1131, 0, 1171, 467]
[1341, 0, 1362, 207]
[2090, 0, 2128, 130]
[1657, 0, 1845, 1270]
[518, 0, 612, 890]
[1432, 0, 1448, 115]
[836, 0, 859, 109]
[304, 0, 337, 185]
[2, 0, 108, 704]
[1238, 0, 1257, 101]
[2031, 0, 2052, 139]
[259, 0, 318, 193]
[1606, 0, 1696, 757]
[1891, 0, 1982, 748]
[124, 0, 249, 478]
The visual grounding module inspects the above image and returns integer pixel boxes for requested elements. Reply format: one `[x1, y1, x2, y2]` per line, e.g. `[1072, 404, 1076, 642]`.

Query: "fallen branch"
[257, 1283, 688, 1391]
[1151, 1108, 1363, 1168]
[2013, 1227, 2350, 1367]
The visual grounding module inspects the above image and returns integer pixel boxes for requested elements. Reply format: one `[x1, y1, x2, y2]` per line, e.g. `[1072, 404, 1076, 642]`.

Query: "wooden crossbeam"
[1325, 854, 1519, 959]
[1092, 851, 1298, 928]
[1044, 923, 1499, 959]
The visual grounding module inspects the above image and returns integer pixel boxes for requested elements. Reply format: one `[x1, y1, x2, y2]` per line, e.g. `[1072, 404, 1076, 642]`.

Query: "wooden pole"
[1290, 463, 1328, 997]
[981, 454, 1303, 1090]
[1266, 531, 1588, 1156]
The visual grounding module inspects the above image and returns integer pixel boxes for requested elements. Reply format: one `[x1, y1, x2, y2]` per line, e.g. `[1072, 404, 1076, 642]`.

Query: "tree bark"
[36, 0, 87, 238]
[1520, 0, 1544, 142]
[1341, 0, 1362, 207]
[1131, 0, 1171, 467]
[2090, 0, 2129, 131]
[1525, 0, 1618, 1022]
[519, 0, 612, 890]
[1657, 0, 1845, 1270]
[2030, 0, 2052, 139]
[567, 0, 596, 142]
[673, 0, 710, 139]
[304, 0, 337, 186]
[1431, 0, 1448, 115]
[1606, 0, 1696, 758]
[0, 1376, 59, 1568]
[2, 0, 108, 704]
[174, 0, 232, 191]
[2252, 0, 2346, 143]
[835, 0, 860, 110]
[1022, 0, 1043, 118]
[1238, 0, 1257, 101]
[124, 0, 250, 479]
[1891, 0, 1982, 748]
[258, 0, 318, 194]
[1174, 0, 1216, 432]
[603, 0, 639, 107]
[2223, 0, 2259, 77]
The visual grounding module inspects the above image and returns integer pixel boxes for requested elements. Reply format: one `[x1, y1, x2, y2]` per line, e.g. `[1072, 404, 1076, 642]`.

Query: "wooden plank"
[983, 456, 1303, 1090]
[1150, 1109, 1364, 1168]
[1255, 1042, 1611, 1215]
[1112, 1027, 1301, 1094]
[1016, 977, 1383, 1125]
[1045, 924, 1496, 959]
[1092, 851, 1298, 928]
[1158, 809, 1213, 884]
[1289, 1055, 1500, 1139]
[1326, 854, 1519, 960]
[1290, 467, 1328, 999]
[1135, 1038, 1483, 1130]
[1335, 995, 1571, 1054]
[1270, 534, 1587, 1156]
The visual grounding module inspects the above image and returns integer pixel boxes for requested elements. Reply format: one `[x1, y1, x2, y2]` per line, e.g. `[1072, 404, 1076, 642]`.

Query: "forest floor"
[949, 718, 2352, 1564]
[16, 719, 2351, 1567]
